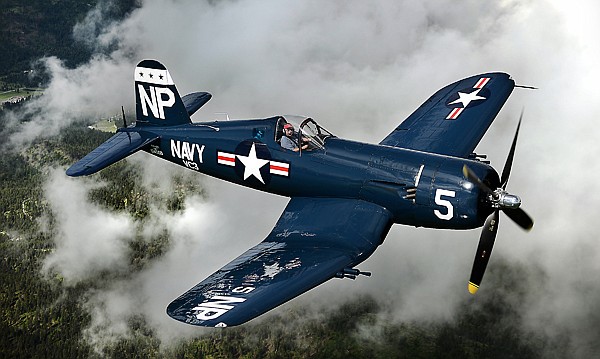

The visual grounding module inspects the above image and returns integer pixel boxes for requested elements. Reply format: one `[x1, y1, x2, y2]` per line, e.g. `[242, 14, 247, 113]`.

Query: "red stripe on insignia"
[270, 161, 289, 176]
[474, 77, 490, 89]
[217, 152, 236, 166]
[218, 156, 235, 162]
[270, 165, 288, 172]
[446, 107, 464, 120]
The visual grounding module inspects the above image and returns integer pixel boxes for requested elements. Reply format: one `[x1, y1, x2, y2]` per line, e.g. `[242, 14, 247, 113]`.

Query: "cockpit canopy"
[275, 115, 334, 151]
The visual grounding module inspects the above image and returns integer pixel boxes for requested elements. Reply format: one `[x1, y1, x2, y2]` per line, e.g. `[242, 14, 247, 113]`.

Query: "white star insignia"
[262, 262, 283, 279]
[449, 88, 486, 108]
[237, 143, 269, 184]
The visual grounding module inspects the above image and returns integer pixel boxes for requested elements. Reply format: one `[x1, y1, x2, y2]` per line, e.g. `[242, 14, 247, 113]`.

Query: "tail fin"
[66, 60, 193, 177]
[134, 59, 191, 126]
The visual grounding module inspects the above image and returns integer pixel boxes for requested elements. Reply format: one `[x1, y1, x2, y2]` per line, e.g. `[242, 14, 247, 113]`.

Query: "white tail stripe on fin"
[134, 66, 174, 85]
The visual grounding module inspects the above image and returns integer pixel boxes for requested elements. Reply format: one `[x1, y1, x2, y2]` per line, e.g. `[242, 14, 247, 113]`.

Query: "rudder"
[135, 59, 191, 126]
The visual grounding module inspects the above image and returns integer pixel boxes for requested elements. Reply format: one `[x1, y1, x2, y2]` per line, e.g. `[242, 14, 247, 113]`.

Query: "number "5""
[434, 189, 456, 220]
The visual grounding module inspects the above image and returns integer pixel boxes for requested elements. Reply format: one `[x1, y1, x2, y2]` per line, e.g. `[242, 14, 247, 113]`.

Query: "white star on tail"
[449, 88, 486, 108]
[237, 143, 269, 184]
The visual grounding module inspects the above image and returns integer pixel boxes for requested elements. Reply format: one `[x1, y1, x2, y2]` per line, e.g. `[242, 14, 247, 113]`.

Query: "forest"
[0, 0, 138, 77]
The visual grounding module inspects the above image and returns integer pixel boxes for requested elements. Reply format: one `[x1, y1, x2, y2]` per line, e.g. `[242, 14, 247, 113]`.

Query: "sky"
[6, 0, 600, 356]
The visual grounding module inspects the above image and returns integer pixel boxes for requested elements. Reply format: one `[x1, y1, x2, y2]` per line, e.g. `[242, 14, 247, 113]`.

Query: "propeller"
[463, 111, 533, 294]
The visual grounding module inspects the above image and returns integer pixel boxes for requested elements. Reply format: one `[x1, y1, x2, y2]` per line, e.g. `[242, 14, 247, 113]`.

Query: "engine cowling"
[423, 158, 499, 230]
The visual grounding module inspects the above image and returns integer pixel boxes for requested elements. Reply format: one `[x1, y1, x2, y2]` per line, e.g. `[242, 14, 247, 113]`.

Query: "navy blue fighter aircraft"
[67, 60, 533, 328]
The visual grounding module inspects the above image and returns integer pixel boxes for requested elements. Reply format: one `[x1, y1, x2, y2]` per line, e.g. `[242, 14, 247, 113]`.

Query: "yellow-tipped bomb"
[468, 282, 479, 294]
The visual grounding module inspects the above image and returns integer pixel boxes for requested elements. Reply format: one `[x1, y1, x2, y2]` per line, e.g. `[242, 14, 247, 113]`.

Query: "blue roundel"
[233, 140, 273, 185]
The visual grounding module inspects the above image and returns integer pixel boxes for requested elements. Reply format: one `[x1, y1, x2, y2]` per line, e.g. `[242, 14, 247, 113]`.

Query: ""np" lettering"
[138, 85, 175, 119]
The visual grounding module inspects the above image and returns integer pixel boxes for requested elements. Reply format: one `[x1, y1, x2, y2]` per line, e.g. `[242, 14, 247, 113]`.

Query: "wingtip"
[65, 164, 89, 177]
[468, 282, 479, 295]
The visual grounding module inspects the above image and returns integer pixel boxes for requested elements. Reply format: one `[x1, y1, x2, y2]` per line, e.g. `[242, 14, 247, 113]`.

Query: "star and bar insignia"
[218, 143, 290, 184]
[446, 77, 490, 120]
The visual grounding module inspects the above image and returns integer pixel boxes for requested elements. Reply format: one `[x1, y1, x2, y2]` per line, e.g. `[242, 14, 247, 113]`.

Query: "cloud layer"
[9, 0, 600, 356]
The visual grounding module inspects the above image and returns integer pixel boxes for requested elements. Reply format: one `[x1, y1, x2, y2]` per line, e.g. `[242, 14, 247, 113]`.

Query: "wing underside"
[380, 73, 515, 157]
[167, 197, 392, 327]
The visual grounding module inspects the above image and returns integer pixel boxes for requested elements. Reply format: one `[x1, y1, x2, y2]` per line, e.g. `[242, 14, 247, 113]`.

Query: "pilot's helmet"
[283, 123, 294, 131]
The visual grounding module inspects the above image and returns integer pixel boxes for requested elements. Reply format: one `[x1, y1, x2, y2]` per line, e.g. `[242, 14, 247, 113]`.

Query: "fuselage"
[129, 116, 499, 230]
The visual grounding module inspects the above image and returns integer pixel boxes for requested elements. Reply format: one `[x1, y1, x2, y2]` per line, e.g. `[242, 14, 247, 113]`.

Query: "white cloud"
[42, 169, 134, 283]
[16, 0, 600, 356]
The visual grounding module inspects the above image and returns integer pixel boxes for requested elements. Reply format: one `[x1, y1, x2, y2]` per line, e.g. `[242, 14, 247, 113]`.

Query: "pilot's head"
[283, 123, 294, 136]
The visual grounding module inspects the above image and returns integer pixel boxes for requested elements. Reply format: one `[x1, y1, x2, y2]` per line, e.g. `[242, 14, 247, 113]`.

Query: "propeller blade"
[502, 207, 533, 231]
[468, 210, 499, 294]
[500, 110, 523, 188]
[462, 165, 495, 196]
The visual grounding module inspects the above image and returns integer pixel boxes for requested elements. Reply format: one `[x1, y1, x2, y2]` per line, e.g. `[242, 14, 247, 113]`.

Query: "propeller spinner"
[463, 112, 533, 294]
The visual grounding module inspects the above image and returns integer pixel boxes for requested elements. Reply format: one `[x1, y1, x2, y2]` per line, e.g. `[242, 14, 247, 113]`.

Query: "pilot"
[280, 123, 308, 152]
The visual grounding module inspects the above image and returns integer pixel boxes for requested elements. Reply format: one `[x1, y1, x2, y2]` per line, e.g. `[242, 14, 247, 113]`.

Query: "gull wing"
[166, 197, 392, 327]
[380, 73, 514, 157]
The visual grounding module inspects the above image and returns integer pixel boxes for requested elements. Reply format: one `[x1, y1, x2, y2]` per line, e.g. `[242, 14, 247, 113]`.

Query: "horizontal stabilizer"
[66, 131, 158, 177]
[182, 92, 212, 117]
